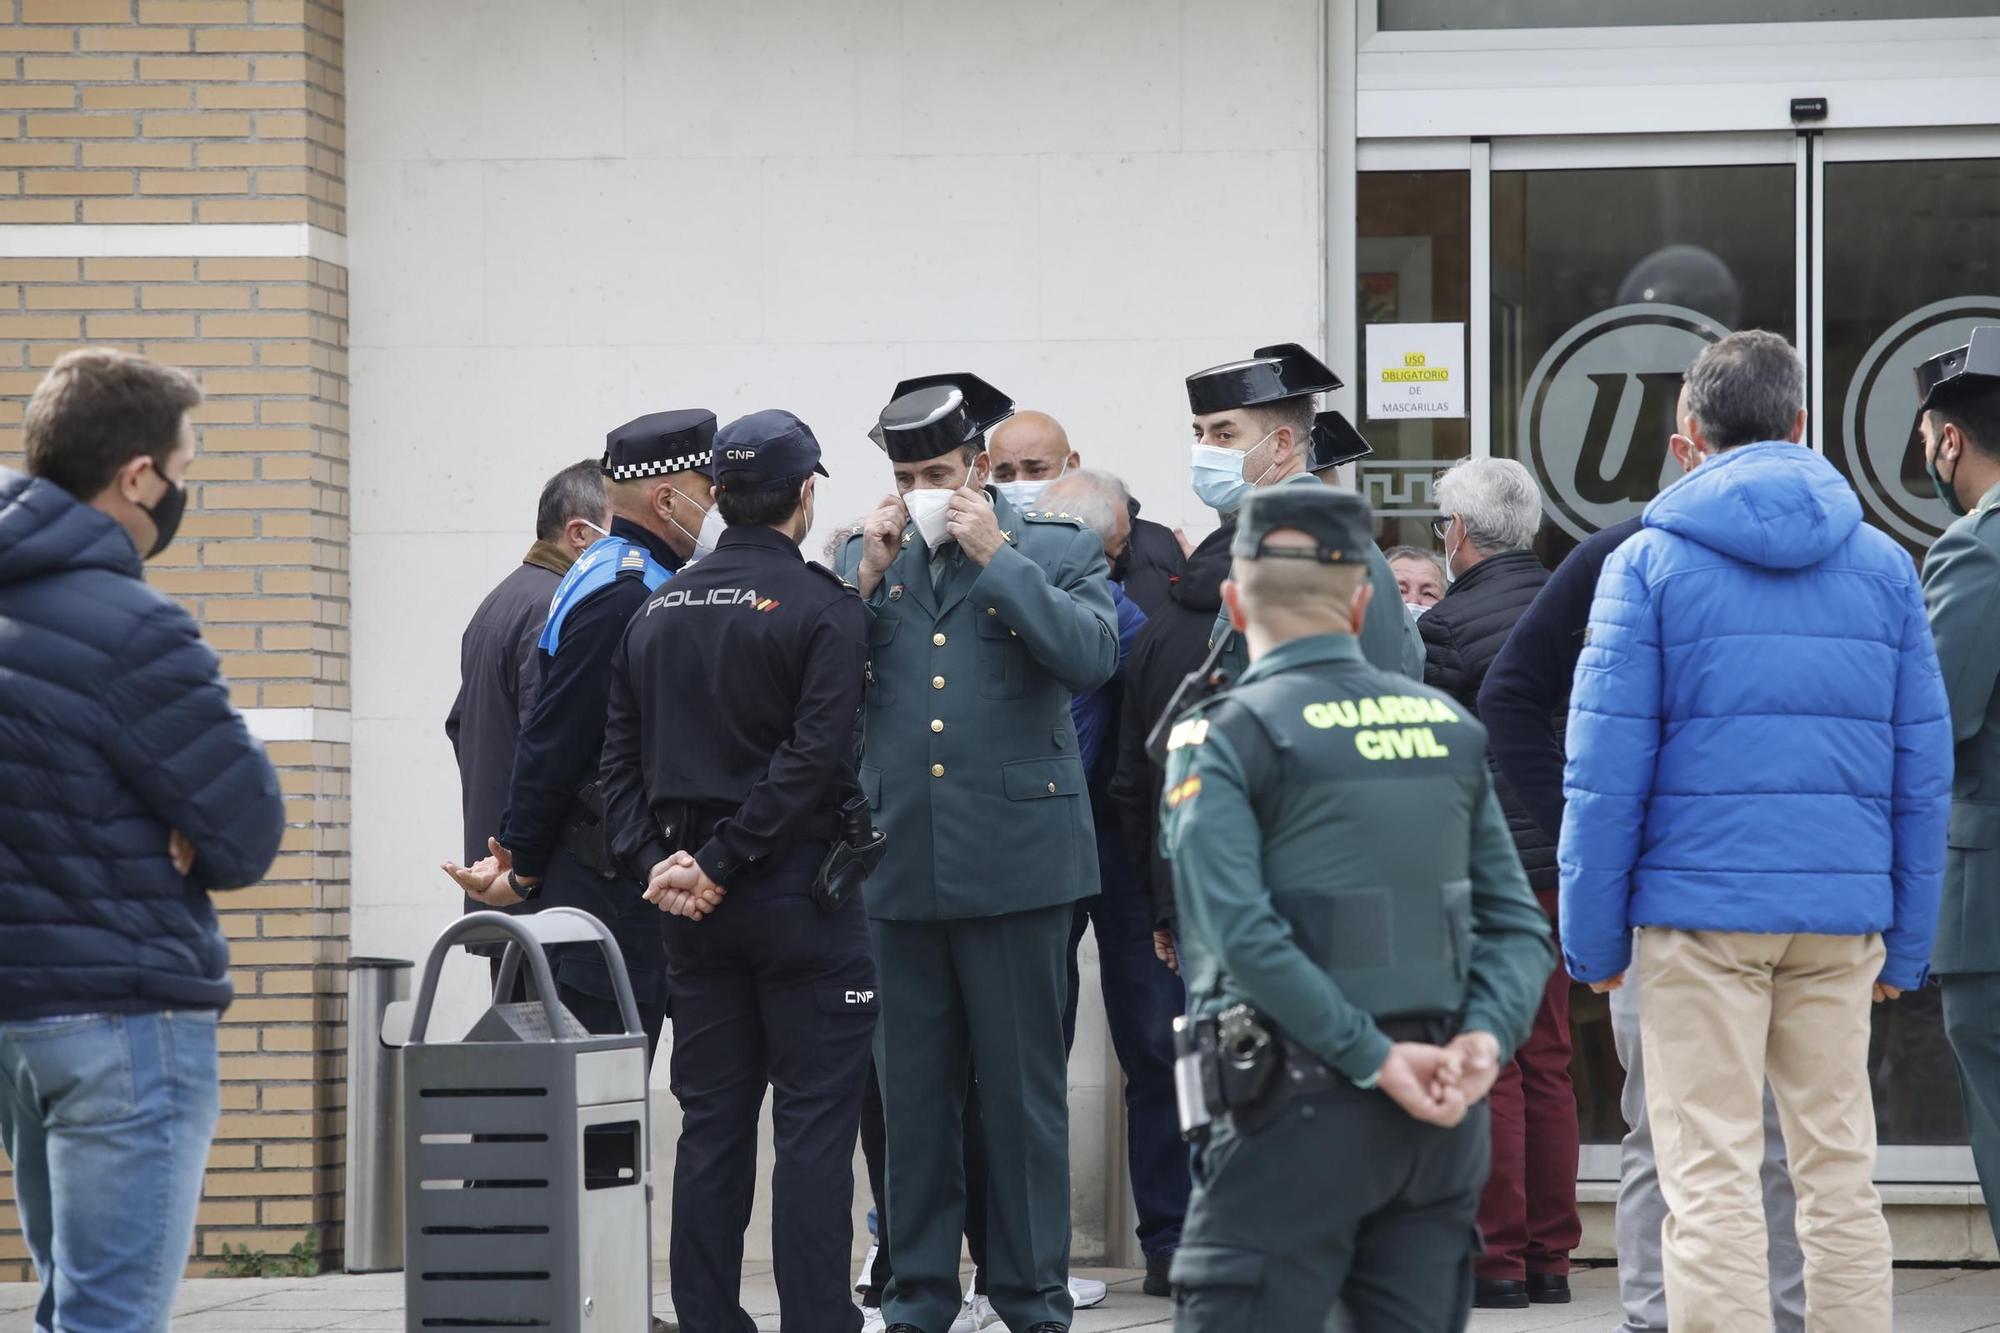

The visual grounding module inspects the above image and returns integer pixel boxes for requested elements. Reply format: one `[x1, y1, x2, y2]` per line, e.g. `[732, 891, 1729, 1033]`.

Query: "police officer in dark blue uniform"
[601, 409, 877, 1333]
[443, 409, 719, 1061]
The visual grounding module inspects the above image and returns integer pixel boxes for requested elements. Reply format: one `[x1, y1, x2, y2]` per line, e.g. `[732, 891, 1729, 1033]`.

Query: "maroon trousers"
[1475, 900, 1581, 1280]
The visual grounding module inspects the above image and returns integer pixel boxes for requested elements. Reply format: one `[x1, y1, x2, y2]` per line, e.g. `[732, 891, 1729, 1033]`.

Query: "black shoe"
[1527, 1273, 1572, 1304]
[1144, 1251, 1173, 1297]
[1473, 1278, 1531, 1309]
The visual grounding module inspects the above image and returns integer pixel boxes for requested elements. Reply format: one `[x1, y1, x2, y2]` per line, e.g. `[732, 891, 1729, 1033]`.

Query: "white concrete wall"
[345, 0, 1325, 1264]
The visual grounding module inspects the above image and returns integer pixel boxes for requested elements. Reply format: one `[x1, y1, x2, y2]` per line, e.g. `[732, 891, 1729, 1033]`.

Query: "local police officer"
[1183, 343, 1420, 681]
[443, 409, 718, 1058]
[599, 409, 876, 1333]
[1918, 326, 2000, 1245]
[834, 373, 1117, 1333]
[1161, 486, 1553, 1331]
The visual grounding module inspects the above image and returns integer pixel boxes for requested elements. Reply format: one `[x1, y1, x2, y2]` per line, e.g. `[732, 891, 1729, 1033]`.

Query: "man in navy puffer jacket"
[0, 348, 284, 1333]
[1562, 331, 1952, 1333]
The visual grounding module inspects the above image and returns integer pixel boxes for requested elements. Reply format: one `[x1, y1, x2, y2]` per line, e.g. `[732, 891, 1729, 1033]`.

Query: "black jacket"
[0, 471, 283, 1020]
[1121, 502, 1183, 620]
[602, 525, 867, 896]
[1479, 516, 1644, 845]
[1109, 520, 1234, 926]
[499, 516, 679, 1004]
[445, 543, 568, 931]
[1419, 549, 1557, 895]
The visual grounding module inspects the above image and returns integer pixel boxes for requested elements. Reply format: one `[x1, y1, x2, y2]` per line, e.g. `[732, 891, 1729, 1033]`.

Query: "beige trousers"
[1635, 928, 1891, 1333]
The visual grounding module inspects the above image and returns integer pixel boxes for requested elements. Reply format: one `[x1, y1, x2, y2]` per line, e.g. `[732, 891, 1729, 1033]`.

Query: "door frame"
[1358, 128, 1995, 1186]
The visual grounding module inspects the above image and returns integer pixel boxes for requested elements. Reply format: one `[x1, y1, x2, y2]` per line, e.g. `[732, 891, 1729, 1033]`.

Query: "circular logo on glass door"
[1841, 296, 2000, 548]
[1521, 303, 1729, 541]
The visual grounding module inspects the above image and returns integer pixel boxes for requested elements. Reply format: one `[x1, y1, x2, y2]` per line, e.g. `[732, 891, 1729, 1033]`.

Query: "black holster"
[811, 795, 887, 913]
[560, 781, 615, 878]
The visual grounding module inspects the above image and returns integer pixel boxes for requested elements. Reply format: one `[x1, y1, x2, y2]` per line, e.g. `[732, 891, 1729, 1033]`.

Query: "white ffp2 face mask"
[904, 462, 974, 550]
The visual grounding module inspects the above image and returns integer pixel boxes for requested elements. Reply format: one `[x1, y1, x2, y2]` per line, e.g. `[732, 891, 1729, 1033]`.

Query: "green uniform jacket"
[1923, 479, 2000, 975]
[836, 486, 1118, 921]
[1209, 472, 1423, 682]
[1162, 634, 1552, 1083]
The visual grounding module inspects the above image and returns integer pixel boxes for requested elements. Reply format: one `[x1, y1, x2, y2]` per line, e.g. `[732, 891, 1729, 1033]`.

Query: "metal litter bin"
[345, 955, 413, 1273]
[402, 908, 651, 1331]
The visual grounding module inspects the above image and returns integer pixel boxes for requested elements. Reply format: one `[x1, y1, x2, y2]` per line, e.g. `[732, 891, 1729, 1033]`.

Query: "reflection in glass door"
[1490, 161, 1798, 573]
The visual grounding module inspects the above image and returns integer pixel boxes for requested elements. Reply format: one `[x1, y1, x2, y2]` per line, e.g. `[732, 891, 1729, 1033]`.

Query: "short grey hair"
[535, 458, 606, 541]
[1684, 330, 1804, 450]
[1040, 468, 1130, 550]
[1383, 544, 1445, 583]
[1434, 457, 1542, 554]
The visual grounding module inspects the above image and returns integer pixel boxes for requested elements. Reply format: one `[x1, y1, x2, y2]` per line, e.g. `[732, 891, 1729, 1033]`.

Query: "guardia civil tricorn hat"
[868, 372, 1015, 463]
[1915, 326, 2000, 413]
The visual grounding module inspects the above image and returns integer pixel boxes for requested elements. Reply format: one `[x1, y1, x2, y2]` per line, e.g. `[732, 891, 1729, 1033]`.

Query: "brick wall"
[0, 0, 343, 229]
[0, 0, 349, 1282]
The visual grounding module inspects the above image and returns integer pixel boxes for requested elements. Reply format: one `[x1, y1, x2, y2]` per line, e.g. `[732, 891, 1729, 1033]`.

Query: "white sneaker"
[949, 1293, 1001, 1332]
[858, 1305, 887, 1333]
[1069, 1275, 1109, 1309]
[854, 1241, 878, 1294]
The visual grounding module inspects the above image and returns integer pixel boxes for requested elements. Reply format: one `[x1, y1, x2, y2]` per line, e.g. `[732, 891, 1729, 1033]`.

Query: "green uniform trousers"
[1173, 1084, 1489, 1333]
[1942, 972, 2000, 1243]
[871, 904, 1074, 1333]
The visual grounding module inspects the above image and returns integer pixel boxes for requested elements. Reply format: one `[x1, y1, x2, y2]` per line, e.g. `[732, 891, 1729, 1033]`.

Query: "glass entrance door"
[1361, 127, 2000, 1182]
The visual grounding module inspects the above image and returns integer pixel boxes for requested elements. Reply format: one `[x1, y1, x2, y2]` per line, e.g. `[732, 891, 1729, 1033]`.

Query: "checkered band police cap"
[601, 408, 718, 482]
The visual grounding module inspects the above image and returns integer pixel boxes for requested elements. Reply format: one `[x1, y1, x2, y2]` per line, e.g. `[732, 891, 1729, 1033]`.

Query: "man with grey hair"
[1416, 457, 1579, 1308]
[1563, 330, 1952, 1330]
[1036, 468, 1191, 1295]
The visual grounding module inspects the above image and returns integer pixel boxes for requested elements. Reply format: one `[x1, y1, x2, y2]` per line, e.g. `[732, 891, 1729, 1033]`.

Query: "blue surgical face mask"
[1190, 429, 1277, 512]
[996, 460, 1067, 511]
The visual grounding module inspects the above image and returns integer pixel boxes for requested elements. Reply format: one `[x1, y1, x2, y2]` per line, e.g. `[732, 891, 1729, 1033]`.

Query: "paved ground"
[0, 1263, 1996, 1330]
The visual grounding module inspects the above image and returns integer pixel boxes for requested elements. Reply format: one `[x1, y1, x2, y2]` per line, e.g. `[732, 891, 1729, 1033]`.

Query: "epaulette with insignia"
[1023, 510, 1086, 527]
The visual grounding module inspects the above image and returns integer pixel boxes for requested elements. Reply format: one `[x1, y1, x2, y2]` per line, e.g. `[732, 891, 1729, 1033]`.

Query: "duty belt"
[1173, 1006, 1460, 1142]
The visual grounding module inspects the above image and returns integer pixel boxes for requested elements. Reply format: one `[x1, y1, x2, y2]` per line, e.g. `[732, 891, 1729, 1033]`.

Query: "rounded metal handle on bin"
[405, 907, 644, 1044]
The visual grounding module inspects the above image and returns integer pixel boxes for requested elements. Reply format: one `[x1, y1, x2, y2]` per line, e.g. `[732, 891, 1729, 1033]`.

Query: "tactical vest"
[1186, 665, 1489, 1023]
[538, 535, 673, 655]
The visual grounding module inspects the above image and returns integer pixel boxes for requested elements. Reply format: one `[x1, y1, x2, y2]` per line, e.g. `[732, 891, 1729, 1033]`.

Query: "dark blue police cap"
[1232, 486, 1375, 565]
[602, 408, 717, 482]
[712, 409, 830, 489]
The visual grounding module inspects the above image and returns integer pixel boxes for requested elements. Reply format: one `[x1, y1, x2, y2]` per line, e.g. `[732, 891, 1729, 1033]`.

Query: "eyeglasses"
[1431, 515, 1455, 541]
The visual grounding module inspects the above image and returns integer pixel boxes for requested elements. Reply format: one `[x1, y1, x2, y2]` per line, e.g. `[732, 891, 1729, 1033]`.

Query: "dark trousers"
[1942, 971, 2000, 1243]
[1062, 821, 1191, 1258]
[1173, 1087, 1489, 1333]
[872, 905, 1074, 1333]
[859, 1064, 989, 1304]
[664, 891, 878, 1333]
[487, 953, 668, 1070]
[1474, 899, 1580, 1280]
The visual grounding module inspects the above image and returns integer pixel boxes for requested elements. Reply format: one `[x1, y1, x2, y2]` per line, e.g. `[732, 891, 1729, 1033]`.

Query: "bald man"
[988, 410, 1185, 617]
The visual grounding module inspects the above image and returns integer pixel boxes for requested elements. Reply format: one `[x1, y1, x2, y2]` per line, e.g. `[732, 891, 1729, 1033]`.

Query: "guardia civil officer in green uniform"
[1185, 343, 1422, 682]
[834, 373, 1118, 1333]
[1918, 326, 2000, 1243]
[1161, 486, 1553, 1332]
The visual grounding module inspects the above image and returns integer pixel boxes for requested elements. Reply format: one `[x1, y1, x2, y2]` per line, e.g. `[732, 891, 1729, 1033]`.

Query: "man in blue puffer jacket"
[1562, 330, 1952, 1333]
[0, 348, 284, 1333]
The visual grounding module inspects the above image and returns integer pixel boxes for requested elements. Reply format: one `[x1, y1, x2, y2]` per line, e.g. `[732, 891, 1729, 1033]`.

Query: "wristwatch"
[506, 869, 542, 902]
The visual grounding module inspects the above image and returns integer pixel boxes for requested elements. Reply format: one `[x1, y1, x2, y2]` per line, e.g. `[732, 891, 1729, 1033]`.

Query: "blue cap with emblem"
[602, 408, 718, 482]
[712, 409, 831, 490]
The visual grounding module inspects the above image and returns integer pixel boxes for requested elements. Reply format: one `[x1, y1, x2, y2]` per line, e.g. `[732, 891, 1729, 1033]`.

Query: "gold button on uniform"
[931, 764, 945, 778]
[930, 719, 944, 733]
[932, 675, 945, 690]
[932, 632, 947, 646]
